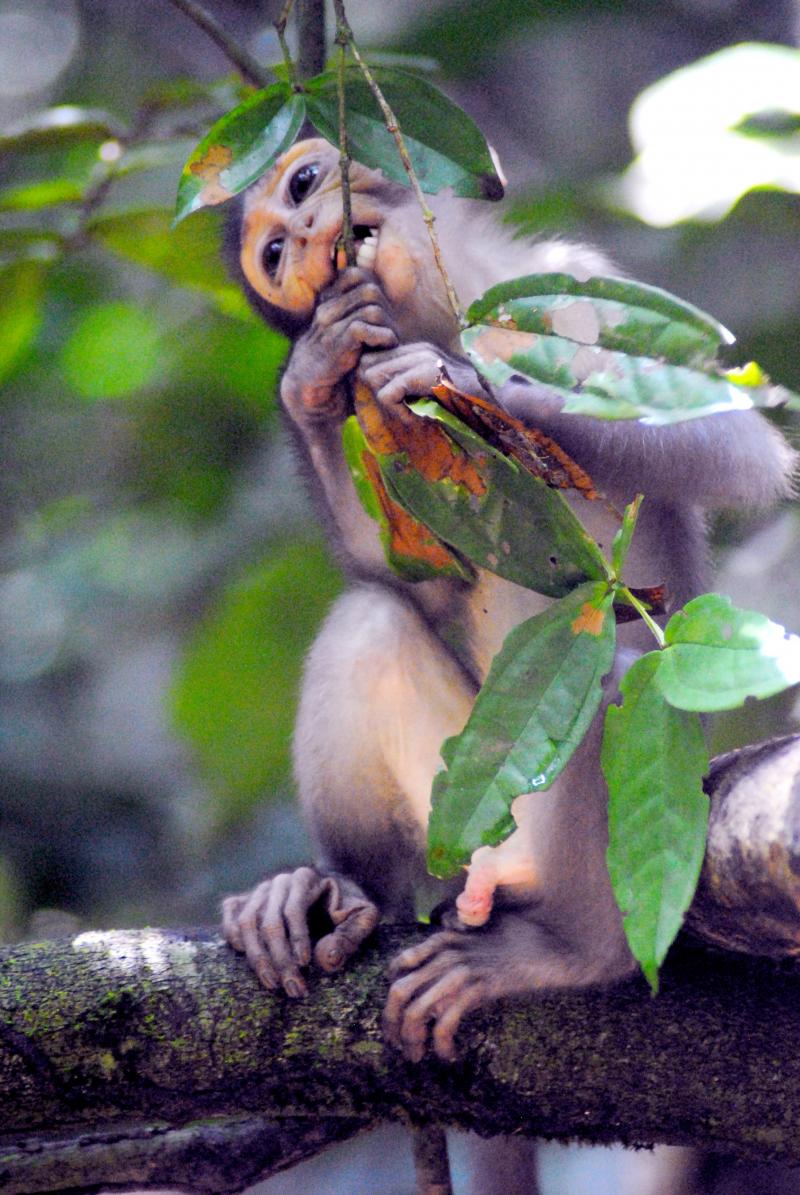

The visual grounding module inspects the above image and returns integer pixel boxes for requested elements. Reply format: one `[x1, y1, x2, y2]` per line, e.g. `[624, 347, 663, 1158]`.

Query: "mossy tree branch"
[2, 735, 800, 1194]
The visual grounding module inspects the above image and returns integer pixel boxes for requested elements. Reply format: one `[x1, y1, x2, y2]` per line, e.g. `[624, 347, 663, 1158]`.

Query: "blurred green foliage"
[171, 541, 341, 826]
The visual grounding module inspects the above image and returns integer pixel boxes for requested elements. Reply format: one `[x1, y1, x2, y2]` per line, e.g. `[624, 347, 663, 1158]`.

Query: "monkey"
[220, 136, 796, 1067]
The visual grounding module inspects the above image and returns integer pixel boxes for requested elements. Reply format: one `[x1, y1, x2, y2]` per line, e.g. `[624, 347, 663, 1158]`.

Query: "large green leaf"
[305, 67, 503, 200]
[175, 86, 304, 222]
[602, 653, 709, 991]
[655, 594, 800, 712]
[428, 581, 616, 878]
[377, 400, 610, 596]
[466, 273, 733, 367]
[88, 207, 250, 319]
[0, 257, 50, 384]
[170, 542, 342, 824]
[0, 106, 125, 153]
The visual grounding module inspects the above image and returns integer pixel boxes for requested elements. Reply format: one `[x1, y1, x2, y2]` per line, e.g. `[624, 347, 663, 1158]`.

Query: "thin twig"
[165, 0, 269, 88]
[334, 19, 356, 265]
[330, 0, 465, 329]
[274, 0, 299, 89]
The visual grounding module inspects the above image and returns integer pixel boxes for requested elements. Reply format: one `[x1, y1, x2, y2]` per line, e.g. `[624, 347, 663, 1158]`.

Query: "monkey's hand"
[221, 867, 379, 997]
[358, 343, 488, 408]
[281, 268, 398, 424]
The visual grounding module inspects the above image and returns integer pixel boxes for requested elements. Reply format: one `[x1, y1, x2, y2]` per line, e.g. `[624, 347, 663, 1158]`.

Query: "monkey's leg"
[223, 582, 477, 995]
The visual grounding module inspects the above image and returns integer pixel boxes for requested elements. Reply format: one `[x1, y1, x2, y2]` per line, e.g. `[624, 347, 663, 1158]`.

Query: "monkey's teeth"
[356, 233, 378, 269]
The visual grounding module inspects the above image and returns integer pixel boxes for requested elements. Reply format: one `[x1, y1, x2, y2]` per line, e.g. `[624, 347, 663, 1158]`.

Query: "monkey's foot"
[384, 929, 500, 1063]
[221, 867, 379, 997]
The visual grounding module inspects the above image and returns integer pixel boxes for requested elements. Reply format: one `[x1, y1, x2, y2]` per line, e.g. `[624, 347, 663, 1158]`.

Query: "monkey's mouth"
[331, 225, 379, 270]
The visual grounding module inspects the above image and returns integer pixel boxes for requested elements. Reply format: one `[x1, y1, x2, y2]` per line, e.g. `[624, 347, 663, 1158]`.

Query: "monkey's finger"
[343, 320, 398, 353]
[430, 980, 485, 1062]
[396, 966, 472, 1063]
[388, 931, 465, 979]
[316, 281, 388, 328]
[220, 894, 247, 952]
[314, 897, 379, 972]
[261, 872, 308, 998]
[236, 890, 281, 991]
[283, 866, 328, 967]
[383, 949, 462, 1048]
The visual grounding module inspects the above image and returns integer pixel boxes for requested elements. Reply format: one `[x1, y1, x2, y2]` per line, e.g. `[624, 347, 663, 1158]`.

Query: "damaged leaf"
[342, 412, 472, 581]
[463, 273, 800, 423]
[175, 86, 304, 222]
[428, 581, 616, 878]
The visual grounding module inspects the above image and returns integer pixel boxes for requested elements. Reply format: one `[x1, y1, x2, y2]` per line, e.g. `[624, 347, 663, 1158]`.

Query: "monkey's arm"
[359, 344, 796, 507]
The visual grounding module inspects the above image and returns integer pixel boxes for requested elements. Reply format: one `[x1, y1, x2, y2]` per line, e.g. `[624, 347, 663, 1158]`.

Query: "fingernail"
[284, 977, 306, 998]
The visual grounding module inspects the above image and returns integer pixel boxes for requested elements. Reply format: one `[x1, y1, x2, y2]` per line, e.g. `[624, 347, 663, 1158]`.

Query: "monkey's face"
[240, 138, 424, 326]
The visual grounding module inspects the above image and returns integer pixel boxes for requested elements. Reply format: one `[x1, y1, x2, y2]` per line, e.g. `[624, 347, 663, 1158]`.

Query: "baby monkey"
[221, 137, 795, 1063]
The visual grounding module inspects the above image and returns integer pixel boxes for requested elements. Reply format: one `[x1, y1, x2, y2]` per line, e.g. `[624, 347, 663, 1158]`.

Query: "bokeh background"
[2, 2, 800, 1192]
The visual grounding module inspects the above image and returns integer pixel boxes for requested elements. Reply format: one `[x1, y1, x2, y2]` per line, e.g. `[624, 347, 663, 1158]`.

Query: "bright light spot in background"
[0, 1, 79, 102]
[99, 138, 123, 163]
[613, 43, 800, 227]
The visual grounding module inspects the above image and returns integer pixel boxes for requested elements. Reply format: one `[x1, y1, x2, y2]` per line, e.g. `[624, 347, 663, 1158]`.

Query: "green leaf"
[88, 207, 250, 319]
[602, 653, 709, 990]
[466, 273, 733, 367]
[305, 67, 503, 200]
[0, 178, 84, 212]
[170, 542, 342, 824]
[61, 302, 161, 400]
[175, 86, 304, 222]
[428, 581, 616, 878]
[378, 400, 610, 596]
[611, 495, 642, 578]
[656, 594, 800, 712]
[0, 257, 49, 383]
[0, 106, 125, 153]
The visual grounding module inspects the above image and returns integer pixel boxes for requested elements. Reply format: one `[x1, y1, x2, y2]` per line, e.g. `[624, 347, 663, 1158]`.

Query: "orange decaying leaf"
[571, 602, 607, 637]
[430, 379, 599, 500]
[189, 144, 234, 205]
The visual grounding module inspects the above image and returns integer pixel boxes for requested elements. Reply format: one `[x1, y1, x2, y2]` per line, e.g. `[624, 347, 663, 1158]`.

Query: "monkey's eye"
[288, 162, 320, 205]
[261, 237, 284, 279]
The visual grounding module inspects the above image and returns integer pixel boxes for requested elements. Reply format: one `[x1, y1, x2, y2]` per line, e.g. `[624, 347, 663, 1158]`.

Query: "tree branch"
[1, 735, 799, 1193]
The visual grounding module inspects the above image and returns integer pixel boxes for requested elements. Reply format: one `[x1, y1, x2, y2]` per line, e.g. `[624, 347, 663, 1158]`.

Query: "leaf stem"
[165, 0, 269, 88]
[329, 0, 466, 330]
[334, 31, 357, 267]
[620, 586, 666, 647]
